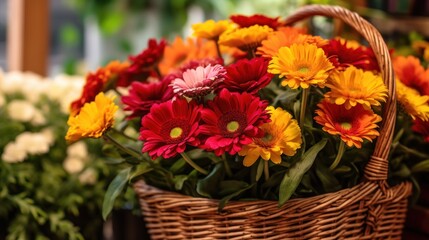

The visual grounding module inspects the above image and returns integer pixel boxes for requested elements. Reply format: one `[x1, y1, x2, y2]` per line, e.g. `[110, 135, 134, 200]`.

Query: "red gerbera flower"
[140, 98, 202, 159]
[70, 61, 129, 116]
[322, 39, 370, 71]
[230, 14, 282, 29]
[412, 118, 429, 143]
[121, 78, 174, 119]
[118, 38, 166, 87]
[200, 89, 270, 156]
[218, 57, 272, 94]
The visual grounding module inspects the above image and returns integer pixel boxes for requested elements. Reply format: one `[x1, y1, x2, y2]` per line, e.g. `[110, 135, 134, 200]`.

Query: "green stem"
[222, 154, 233, 177]
[264, 161, 270, 181]
[299, 88, 309, 127]
[180, 152, 208, 175]
[214, 38, 223, 61]
[110, 128, 139, 141]
[330, 141, 346, 170]
[104, 132, 142, 160]
[398, 143, 429, 159]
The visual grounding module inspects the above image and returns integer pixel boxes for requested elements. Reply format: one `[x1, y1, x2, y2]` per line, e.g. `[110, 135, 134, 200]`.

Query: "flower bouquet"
[65, 5, 425, 239]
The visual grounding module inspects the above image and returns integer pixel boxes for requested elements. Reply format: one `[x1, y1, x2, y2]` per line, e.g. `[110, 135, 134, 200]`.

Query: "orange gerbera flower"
[314, 100, 382, 148]
[396, 79, 429, 121]
[325, 66, 387, 109]
[268, 43, 334, 89]
[158, 37, 218, 75]
[218, 25, 273, 52]
[393, 55, 429, 96]
[257, 27, 327, 58]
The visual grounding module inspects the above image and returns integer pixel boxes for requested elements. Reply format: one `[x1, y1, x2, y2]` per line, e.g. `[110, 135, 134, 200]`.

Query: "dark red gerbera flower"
[412, 118, 429, 143]
[200, 89, 270, 156]
[118, 38, 166, 87]
[218, 57, 272, 94]
[121, 78, 174, 119]
[322, 39, 370, 71]
[230, 14, 282, 29]
[140, 98, 202, 159]
[364, 47, 395, 72]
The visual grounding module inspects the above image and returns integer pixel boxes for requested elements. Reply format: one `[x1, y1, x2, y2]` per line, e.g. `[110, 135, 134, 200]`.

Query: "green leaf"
[218, 183, 254, 211]
[315, 162, 341, 193]
[218, 180, 249, 196]
[411, 159, 429, 173]
[255, 158, 264, 182]
[279, 139, 327, 206]
[102, 167, 131, 220]
[196, 163, 224, 198]
[173, 175, 189, 191]
[130, 162, 152, 180]
[169, 158, 186, 173]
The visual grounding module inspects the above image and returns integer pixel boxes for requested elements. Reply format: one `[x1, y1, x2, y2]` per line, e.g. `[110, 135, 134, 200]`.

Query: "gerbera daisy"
[192, 19, 234, 40]
[218, 57, 272, 95]
[70, 60, 129, 116]
[257, 27, 327, 58]
[159, 37, 218, 75]
[118, 38, 166, 87]
[314, 100, 382, 148]
[218, 25, 273, 52]
[140, 98, 202, 159]
[322, 39, 370, 71]
[325, 66, 388, 109]
[396, 79, 429, 121]
[239, 106, 302, 167]
[230, 14, 283, 29]
[268, 43, 334, 89]
[412, 118, 429, 143]
[121, 78, 174, 119]
[66, 92, 118, 143]
[393, 55, 429, 96]
[171, 64, 226, 98]
[200, 89, 270, 156]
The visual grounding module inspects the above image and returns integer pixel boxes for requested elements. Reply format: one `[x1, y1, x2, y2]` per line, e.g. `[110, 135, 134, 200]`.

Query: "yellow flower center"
[227, 121, 240, 132]
[170, 127, 183, 139]
[298, 66, 309, 73]
[340, 122, 352, 130]
[261, 133, 274, 142]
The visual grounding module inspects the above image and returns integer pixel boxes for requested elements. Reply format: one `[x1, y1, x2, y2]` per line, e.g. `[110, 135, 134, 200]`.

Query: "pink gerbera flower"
[218, 57, 272, 94]
[121, 78, 174, 119]
[171, 64, 226, 98]
[200, 89, 270, 156]
[140, 98, 202, 159]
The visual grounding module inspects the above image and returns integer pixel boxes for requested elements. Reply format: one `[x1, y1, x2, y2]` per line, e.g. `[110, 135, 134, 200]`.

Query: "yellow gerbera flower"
[396, 79, 429, 121]
[218, 25, 273, 51]
[66, 92, 118, 143]
[239, 106, 302, 167]
[268, 43, 334, 89]
[192, 19, 234, 40]
[325, 66, 388, 109]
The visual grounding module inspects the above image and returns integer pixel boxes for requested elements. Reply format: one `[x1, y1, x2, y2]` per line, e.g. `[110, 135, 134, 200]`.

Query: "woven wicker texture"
[134, 5, 413, 239]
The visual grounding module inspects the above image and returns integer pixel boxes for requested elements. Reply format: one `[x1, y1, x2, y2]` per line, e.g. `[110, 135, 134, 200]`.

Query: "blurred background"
[1, 0, 428, 77]
[1, 0, 429, 239]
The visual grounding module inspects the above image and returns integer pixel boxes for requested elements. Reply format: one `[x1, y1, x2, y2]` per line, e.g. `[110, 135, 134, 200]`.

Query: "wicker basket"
[134, 5, 413, 239]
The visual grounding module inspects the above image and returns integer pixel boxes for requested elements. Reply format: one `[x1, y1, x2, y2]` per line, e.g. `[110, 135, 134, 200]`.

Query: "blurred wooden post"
[7, 0, 50, 76]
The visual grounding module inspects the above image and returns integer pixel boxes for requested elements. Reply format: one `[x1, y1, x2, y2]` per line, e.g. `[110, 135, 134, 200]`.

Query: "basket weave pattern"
[134, 5, 413, 239]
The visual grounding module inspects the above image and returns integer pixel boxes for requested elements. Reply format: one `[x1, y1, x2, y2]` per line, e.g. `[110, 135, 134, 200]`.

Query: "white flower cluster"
[63, 142, 97, 185]
[0, 69, 85, 114]
[2, 128, 55, 163]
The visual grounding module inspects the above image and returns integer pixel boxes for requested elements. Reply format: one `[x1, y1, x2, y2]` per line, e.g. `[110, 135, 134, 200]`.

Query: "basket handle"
[284, 5, 396, 181]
